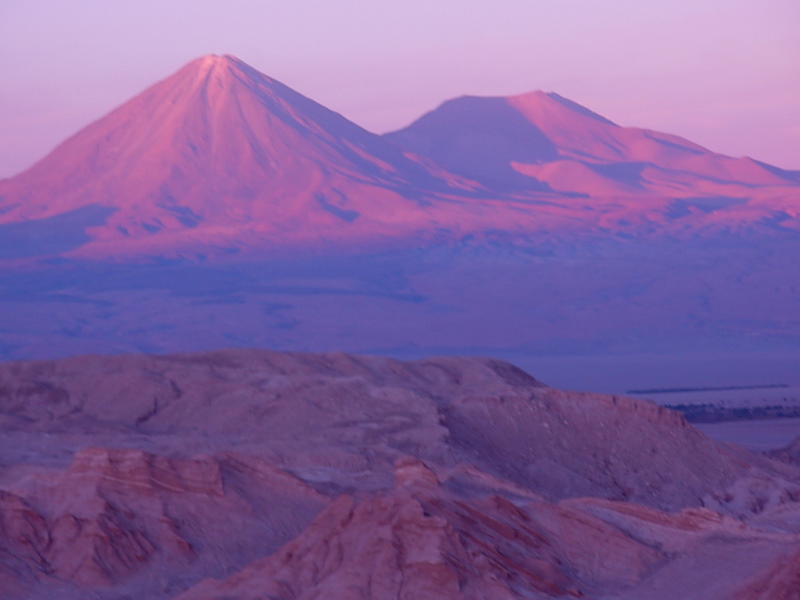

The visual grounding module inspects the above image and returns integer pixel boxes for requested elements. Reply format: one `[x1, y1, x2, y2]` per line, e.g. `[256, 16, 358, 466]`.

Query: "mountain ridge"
[1, 54, 798, 262]
[385, 89, 798, 195]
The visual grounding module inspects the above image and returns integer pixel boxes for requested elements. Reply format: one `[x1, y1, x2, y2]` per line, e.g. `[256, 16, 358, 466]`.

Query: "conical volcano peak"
[168, 54, 320, 120]
[187, 53, 246, 72]
[176, 53, 261, 92]
[197, 53, 225, 66]
[168, 54, 275, 95]
[0, 54, 474, 257]
[181, 54, 233, 78]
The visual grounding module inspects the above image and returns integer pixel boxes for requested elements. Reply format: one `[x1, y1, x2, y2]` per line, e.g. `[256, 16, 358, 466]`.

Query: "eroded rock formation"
[0, 349, 798, 599]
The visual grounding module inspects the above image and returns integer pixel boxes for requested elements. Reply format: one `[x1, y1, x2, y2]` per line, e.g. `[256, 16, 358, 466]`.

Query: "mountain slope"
[2, 57, 798, 263]
[0, 55, 481, 258]
[386, 93, 800, 240]
[385, 91, 799, 196]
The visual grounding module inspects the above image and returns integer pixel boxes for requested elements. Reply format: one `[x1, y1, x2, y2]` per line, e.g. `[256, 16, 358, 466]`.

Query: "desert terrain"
[1, 349, 799, 599]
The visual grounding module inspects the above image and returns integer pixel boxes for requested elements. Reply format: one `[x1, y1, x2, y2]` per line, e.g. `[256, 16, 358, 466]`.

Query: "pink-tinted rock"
[0, 349, 798, 599]
[734, 548, 800, 600]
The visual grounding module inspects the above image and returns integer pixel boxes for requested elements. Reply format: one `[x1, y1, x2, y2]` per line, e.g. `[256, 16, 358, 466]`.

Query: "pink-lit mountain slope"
[386, 92, 800, 232]
[0, 55, 485, 259]
[2, 56, 798, 263]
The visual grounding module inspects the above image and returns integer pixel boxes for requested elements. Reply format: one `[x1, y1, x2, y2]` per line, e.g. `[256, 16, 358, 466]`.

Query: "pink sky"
[1, 0, 798, 178]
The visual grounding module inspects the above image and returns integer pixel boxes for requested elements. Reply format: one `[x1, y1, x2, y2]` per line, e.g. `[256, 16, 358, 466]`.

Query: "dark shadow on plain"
[0, 205, 115, 259]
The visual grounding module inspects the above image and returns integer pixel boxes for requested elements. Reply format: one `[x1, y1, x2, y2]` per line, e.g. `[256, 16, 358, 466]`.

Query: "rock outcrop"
[0, 349, 798, 599]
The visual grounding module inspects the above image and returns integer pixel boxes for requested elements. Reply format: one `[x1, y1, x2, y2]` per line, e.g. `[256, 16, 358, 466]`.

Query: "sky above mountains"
[1, 0, 798, 178]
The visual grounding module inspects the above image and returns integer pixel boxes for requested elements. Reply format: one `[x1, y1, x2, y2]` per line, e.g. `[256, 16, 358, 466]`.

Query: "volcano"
[0, 55, 484, 259]
[386, 91, 800, 198]
[2, 55, 799, 263]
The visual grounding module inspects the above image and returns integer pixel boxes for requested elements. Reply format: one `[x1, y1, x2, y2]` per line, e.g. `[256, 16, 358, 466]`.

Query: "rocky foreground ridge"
[0, 349, 799, 599]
